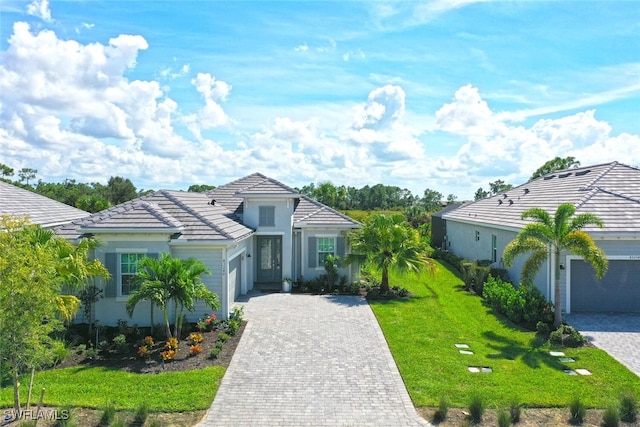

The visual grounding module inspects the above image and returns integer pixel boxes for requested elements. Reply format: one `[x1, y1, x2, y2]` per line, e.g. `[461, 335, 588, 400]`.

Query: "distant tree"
[489, 179, 513, 195]
[404, 205, 430, 228]
[422, 188, 443, 212]
[345, 214, 436, 293]
[530, 156, 581, 181]
[474, 187, 490, 201]
[0, 163, 14, 179]
[106, 176, 137, 205]
[18, 168, 37, 185]
[76, 194, 111, 213]
[188, 184, 216, 193]
[314, 182, 339, 207]
[447, 194, 458, 204]
[502, 204, 608, 327]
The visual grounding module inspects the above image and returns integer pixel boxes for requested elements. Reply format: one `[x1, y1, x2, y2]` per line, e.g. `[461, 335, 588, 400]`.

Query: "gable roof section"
[0, 180, 89, 227]
[208, 173, 359, 228]
[56, 190, 254, 242]
[443, 161, 640, 235]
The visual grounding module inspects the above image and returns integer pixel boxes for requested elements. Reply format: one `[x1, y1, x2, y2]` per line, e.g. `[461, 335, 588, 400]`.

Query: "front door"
[256, 235, 282, 283]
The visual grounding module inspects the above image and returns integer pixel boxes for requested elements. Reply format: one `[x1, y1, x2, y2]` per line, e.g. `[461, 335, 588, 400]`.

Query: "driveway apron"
[567, 313, 640, 376]
[197, 293, 430, 426]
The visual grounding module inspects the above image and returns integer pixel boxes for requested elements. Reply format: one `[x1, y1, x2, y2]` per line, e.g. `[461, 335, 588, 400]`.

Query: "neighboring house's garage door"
[228, 255, 242, 301]
[571, 260, 640, 313]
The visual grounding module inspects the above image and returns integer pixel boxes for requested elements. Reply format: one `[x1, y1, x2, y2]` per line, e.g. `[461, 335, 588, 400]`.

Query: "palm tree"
[345, 213, 436, 293]
[503, 203, 608, 327]
[126, 254, 220, 340]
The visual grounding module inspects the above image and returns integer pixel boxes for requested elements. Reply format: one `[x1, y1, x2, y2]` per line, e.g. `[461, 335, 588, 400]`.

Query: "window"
[317, 237, 336, 266]
[259, 206, 275, 227]
[120, 253, 145, 295]
[492, 235, 498, 263]
[475, 230, 480, 241]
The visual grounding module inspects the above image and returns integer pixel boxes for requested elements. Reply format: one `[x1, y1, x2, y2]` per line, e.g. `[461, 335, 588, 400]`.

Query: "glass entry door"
[256, 235, 282, 283]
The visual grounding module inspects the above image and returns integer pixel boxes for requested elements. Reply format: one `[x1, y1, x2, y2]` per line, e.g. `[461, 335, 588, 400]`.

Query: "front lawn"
[0, 366, 225, 412]
[370, 260, 640, 408]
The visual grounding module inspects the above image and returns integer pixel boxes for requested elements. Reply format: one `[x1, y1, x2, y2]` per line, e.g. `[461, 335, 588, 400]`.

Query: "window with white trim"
[317, 237, 336, 266]
[120, 253, 145, 295]
[259, 206, 275, 227]
[492, 234, 498, 263]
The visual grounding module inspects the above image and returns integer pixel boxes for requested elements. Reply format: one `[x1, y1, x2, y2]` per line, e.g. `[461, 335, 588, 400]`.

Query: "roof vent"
[508, 199, 514, 205]
[543, 175, 556, 180]
[502, 194, 508, 199]
[524, 188, 530, 194]
[559, 172, 572, 178]
[575, 169, 591, 176]
[498, 199, 503, 205]
[209, 199, 216, 206]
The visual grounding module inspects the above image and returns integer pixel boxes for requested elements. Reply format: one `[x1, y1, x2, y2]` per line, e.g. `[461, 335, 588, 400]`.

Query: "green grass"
[0, 366, 225, 411]
[370, 261, 640, 408]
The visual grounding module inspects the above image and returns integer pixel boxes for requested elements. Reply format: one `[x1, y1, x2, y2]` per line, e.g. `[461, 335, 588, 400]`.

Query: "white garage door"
[571, 260, 640, 313]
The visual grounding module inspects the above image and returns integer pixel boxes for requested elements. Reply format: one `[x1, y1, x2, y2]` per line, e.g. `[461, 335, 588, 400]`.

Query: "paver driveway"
[566, 313, 640, 376]
[197, 292, 430, 426]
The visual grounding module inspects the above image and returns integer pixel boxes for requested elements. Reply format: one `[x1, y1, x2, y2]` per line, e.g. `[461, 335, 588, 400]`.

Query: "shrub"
[483, 275, 515, 313]
[165, 337, 179, 351]
[189, 344, 203, 355]
[217, 332, 230, 342]
[468, 394, 485, 424]
[132, 403, 149, 427]
[137, 345, 151, 358]
[432, 249, 463, 270]
[497, 409, 511, 427]
[143, 335, 154, 346]
[433, 396, 449, 423]
[112, 334, 128, 354]
[620, 392, 637, 423]
[510, 401, 522, 423]
[189, 332, 204, 344]
[550, 325, 587, 347]
[210, 347, 221, 359]
[55, 405, 76, 427]
[216, 340, 224, 350]
[160, 349, 176, 361]
[98, 402, 116, 427]
[602, 405, 620, 427]
[197, 313, 218, 332]
[536, 321, 551, 338]
[482, 277, 553, 328]
[569, 397, 586, 424]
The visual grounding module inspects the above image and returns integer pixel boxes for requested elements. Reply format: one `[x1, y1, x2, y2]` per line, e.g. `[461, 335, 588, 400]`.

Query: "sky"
[0, 0, 639, 200]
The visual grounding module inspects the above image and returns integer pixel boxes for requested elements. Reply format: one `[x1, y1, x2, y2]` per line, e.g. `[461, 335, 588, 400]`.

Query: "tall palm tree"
[503, 203, 608, 327]
[127, 254, 220, 340]
[345, 213, 436, 293]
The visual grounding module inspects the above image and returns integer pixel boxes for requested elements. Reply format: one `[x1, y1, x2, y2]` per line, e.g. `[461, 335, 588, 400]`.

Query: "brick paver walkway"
[566, 313, 640, 376]
[197, 293, 430, 426]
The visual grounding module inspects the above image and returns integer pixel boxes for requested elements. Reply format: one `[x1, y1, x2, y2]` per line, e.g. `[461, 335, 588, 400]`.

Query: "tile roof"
[443, 161, 640, 235]
[56, 190, 254, 242]
[57, 173, 359, 241]
[0, 180, 89, 227]
[208, 173, 359, 228]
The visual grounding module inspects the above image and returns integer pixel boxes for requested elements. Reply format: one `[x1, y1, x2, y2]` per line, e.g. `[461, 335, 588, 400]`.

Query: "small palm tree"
[345, 213, 436, 293]
[503, 203, 608, 327]
[127, 254, 220, 340]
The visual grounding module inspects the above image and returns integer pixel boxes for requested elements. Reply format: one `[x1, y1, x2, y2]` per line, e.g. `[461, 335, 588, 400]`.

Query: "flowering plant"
[189, 344, 203, 355]
[160, 349, 176, 361]
[197, 313, 218, 331]
[137, 345, 151, 358]
[143, 336, 154, 346]
[165, 337, 179, 351]
[189, 332, 204, 344]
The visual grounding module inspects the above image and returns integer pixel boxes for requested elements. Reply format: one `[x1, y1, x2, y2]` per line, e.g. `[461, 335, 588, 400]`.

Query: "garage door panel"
[571, 260, 640, 313]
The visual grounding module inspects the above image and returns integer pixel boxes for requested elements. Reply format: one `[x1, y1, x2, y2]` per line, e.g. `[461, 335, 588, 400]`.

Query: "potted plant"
[282, 277, 293, 292]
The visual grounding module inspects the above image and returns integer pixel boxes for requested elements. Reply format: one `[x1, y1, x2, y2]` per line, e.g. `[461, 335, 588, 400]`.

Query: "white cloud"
[343, 49, 365, 62]
[26, 0, 52, 22]
[294, 43, 309, 52]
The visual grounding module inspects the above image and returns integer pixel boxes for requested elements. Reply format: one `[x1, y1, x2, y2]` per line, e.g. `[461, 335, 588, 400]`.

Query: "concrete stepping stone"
[468, 366, 492, 373]
[558, 357, 575, 363]
[563, 369, 577, 375]
[550, 351, 565, 356]
[459, 350, 474, 355]
[576, 369, 592, 375]
[455, 344, 470, 349]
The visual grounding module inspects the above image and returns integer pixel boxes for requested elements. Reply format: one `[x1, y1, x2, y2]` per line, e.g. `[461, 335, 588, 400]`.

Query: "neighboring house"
[0, 180, 89, 227]
[57, 173, 360, 326]
[442, 161, 640, 314]
[431, 202, 465, 250]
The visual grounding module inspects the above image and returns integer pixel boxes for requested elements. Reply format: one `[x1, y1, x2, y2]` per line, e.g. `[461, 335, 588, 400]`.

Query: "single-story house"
[442, 161, 640, 314]
[0, 180, 89, 227]
[56, 173, 361, 326]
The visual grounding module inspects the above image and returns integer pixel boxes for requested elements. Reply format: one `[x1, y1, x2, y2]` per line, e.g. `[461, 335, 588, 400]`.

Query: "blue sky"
[1, 0, 639, 199]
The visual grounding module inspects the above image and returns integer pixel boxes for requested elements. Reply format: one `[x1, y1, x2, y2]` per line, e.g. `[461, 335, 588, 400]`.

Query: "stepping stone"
[459, 350, 474, 355]
[468, 367, 480, 373]
[576, 369, 592, 376]
[468, 366, 492, 373]
[558, 357, 576, 363]
[455, 344, 470, 349]
[550, 351, 565, 356]
[481, 367, 493, 373]
[563, 369, 577, 375]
